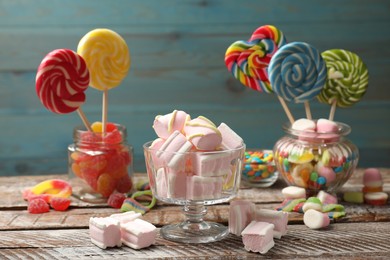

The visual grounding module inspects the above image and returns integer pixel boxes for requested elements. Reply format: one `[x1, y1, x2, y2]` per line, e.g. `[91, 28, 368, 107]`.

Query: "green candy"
[318, 49, 368, 108]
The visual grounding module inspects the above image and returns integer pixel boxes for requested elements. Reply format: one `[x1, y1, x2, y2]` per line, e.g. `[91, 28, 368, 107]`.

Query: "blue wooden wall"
[0, 0, 389, 176]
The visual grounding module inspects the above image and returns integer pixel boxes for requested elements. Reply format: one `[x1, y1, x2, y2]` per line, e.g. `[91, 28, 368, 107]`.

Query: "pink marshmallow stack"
[89, 212, 157, 250]
[149, 110, 244, 201]
[241, 221, 275, 254]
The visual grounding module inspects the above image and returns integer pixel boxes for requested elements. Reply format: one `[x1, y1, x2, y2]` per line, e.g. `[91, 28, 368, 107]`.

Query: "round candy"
[36, 49, 90, 114]
[268, 42, 327, 103]
[317, 49, 368, 107]
[77, 28, 130, 91]
[225, 25, 287, 93]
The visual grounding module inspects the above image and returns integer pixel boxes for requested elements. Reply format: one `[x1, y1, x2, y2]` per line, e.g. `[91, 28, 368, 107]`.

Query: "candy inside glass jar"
[242, 149, 278, 187]
[273, 121, 359, 195]
[68, 123, 133, 202]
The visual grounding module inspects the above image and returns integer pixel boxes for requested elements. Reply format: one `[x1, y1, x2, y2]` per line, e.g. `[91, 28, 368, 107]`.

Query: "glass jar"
[273, 121, 358, 195]
[68, 124, 133, 202]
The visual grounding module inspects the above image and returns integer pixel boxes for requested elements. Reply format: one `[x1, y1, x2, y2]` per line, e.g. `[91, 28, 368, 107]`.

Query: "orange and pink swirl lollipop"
[36, 49, 91, 130]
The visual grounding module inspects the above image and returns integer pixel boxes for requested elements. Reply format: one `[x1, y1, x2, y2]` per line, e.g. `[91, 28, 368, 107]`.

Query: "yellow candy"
[91, 121, 103, 133]
[30, 179, 72, 198]
[77, 28, 130, 90]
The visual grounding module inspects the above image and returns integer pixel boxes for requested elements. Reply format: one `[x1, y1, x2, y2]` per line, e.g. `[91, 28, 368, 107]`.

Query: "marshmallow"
[217, 122, 244, 149]
[302, 197, 323, 213]
[186, 175, 223, 200]
[241, 221, 275, 254]
[155, 168, 168, 198]
[153, 110, 189, 139]
[316, 118, 338, 133]
[281, 186, 306, 199]
[191, 151, 232, 177]
[291, 118, 316, 131]
[303, 209, 330, 229]
[121, 218, 157, 249]
[157, 131, 193, 169]
[167, 171, 188, 199]
[254, 209, 288, 239]
[184, 116, 222, 150]
[343, 191, 364, 203]
[89, 217, 122, 249]
[229, 200, 254, 236]
[364, 192, 388, 206]
[110, 211, 141, 225]
[363, 168, 383, 188]
[317, 165, 336, 185]
[317, 190, 338, 205]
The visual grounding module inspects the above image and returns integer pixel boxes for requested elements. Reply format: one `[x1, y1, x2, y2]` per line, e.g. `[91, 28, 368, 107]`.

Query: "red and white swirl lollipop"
[36, 49, 91, 130]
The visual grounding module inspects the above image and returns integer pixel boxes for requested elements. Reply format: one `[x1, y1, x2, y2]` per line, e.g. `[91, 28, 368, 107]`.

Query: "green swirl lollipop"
[318, 49, 368, 120]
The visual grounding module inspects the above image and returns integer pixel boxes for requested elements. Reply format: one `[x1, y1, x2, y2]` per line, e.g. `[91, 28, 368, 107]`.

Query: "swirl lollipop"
[318, 49, 368, 120]
[269, 42, 327, 120]
[36, 49, 91, 131]
[77, 28, 130, 132]
[225, 25, 295, 122]
[225, 25, 286, 93]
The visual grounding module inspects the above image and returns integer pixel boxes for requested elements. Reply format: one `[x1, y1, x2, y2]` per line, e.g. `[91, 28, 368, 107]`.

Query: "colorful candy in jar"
[242, 150, 276, 183]
[70, 122, 133, 197]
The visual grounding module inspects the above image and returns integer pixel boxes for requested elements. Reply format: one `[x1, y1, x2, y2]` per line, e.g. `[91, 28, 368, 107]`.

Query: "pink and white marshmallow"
[317, 190, 338, 205]
[254, 209, 288, 239]
[89, 217, 122, 249]
[363, 168, 383, 188]
[281, 186, 306, 199]
[186, 175, 223, 200]
[153, 110, 189, 139]
[217, 122, 244, 149]
[303, 209, 330, 229]
[110, 211, 141, 225]
[291, 118, 316, 132]
[241, 221, 275, 254]
[121, 218, 157, 249]
[157, 130, 193, 169]
[184, 116, 222, 150]
[229, 200, 255, 236]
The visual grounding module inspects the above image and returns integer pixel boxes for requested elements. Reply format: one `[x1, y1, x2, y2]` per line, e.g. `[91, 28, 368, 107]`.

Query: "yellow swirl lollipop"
[77, 29, 130, 133]
[77, 28, 130, 90]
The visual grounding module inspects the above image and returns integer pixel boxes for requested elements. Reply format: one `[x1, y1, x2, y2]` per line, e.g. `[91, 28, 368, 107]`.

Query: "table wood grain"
[0, 168, 389, 259]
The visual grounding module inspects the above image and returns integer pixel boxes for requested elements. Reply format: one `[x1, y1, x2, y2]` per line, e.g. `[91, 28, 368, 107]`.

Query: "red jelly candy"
[97, 173, 116, 197]
[115, 175, 133, 193]
[107, 193, 126, 209]
[50, 197, 71, 211]
[103, 129, 123, 144]
[28, 198, 50, 214]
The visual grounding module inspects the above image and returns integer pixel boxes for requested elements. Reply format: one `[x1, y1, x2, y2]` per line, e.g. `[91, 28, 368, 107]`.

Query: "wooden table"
[1, 169, 389, 259]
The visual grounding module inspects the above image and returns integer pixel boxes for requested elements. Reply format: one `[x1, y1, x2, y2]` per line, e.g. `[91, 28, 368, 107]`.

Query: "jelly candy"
[28, 198, 50, 214]
[107, 193, 126, 209]
[50, 197, 71, 211]
[97, 173, 116, 197]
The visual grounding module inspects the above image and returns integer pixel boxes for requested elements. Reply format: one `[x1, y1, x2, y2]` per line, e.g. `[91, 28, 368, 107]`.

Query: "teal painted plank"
[0, 0, 389, 26]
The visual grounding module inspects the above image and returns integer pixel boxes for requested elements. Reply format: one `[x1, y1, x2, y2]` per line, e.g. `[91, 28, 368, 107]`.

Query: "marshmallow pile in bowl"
[143, 110, 246, 204]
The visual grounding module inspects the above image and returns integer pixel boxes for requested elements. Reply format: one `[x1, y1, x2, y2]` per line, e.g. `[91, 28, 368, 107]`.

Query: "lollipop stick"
[77, 108, 92, 132]
[277, 96, 295, 124]
[304, 101, 312, 120]
[329, 99, 337, 121]
[102, 89, 108, 134]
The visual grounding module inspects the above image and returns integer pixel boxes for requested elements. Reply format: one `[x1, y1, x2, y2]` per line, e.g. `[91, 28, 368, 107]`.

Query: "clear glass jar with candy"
[68, 123, 133, 202]
[273, 121, 359, 195]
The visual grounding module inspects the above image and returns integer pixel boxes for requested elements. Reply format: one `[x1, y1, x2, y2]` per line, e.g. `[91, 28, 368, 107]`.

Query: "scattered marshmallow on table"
[317, 190, 338, 205]
[89, 217, 122, 249]
[241, 221, 275, 254]
[281, 186, 306, 199]
[303, 209, 330, 229]
[110, 211, 141, 225]
[121, 218, 157, 249]
[229, 200, 255, 236]
[254, 209, 288, 239]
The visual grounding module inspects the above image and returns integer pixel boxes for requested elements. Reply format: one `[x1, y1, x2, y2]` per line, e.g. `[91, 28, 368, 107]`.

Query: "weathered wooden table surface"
[1, 169, 389, 259]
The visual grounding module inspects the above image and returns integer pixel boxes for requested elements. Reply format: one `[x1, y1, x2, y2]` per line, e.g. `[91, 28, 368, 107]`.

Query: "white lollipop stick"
[304, 101, 312, 120]
[77, 108, 92, 132]
[102, 90, 108, 134]
[277, 96, 295, 124]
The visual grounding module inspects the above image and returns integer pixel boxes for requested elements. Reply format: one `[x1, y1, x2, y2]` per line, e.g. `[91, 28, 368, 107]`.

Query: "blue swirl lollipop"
[269, 42, 327, 119]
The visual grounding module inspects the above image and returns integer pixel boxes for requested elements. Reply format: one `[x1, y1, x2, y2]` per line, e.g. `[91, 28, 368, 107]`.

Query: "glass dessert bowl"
[273, 120, 359, 195]
[143, 141, 245, 243]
